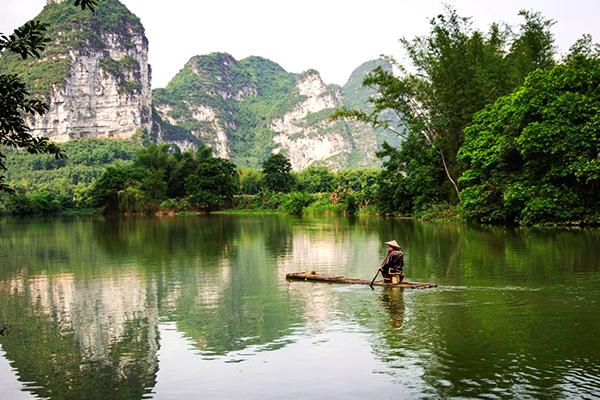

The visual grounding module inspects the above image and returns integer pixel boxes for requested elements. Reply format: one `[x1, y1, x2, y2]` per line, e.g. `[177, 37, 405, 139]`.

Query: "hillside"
[153, 54, 401, 170]
[1, 0, 401, 170]
[0, 0, 152, 142]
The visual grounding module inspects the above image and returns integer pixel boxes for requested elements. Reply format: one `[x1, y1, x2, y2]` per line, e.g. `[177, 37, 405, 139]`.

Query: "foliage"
[0, 74, 63, 191]
[280, 192, 314, 216]
[261, 153, 294, 193]
[91, 144, 239, 214]
[99, 55, 141, 94]
[229, 167, 380, 216]
[0, 190, 63, 215]
[334, 7, 556, 211]
[296, 166, 335, 193]
[334, 168, 378, 195]
[0, 139, 144, 214]
[185, 147, 239, 210]
[239, 167, 263, 194]
[0, 15, 70, 192]
[458, 53, 600, 225]
[376, 138, 445, 215]
[3, 138, 141, 183]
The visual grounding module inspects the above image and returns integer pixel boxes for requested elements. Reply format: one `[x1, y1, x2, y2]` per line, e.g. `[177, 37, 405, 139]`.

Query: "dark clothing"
[381, 250, 404, 280]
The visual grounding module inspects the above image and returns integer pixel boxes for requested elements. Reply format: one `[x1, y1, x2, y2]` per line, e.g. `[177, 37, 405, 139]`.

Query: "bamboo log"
[286, 271, 437, 289]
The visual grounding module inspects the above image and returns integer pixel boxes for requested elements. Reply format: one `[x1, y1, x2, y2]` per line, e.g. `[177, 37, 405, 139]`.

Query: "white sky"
[1, 0, 599, 88]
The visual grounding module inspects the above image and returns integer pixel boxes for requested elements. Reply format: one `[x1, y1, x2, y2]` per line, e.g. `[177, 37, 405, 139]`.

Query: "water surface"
[0, 215, 599, 399]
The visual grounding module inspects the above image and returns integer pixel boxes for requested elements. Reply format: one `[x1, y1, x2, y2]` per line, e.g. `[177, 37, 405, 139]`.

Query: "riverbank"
[3, 193, 597, 227]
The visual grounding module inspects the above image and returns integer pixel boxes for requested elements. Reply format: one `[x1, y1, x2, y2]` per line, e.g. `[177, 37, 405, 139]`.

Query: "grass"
[415, 203, 463, 223]
[211, 209, 280, 215]
[63, 208, 102, 216]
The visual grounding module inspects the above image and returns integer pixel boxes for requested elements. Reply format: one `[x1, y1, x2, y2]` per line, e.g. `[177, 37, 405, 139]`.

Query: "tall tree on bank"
[334, 8, 555, 212]
[0, 0, 97, 192]
[261, 153, 294, 193]
[458, 38, 600, 225]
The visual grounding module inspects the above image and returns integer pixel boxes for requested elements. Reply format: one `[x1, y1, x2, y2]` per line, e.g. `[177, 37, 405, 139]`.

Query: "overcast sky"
[1, 0, 599, 88]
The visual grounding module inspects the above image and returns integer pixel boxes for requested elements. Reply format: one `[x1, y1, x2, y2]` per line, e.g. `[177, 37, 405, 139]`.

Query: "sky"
[1, 0, 599, 88]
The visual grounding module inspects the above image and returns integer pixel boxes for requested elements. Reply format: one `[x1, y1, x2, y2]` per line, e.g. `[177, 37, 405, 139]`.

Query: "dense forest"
[0, 140, 377, 217]
[1, 6, 598, 226]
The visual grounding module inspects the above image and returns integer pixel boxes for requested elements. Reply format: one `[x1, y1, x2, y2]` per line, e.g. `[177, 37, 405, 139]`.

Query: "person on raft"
[380, 240, 404, 283]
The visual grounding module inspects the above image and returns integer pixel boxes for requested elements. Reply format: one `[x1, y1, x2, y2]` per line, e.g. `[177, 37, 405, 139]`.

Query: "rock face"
[270, 70, 352, 170]
[154, 55, 401, 170]
[152, 53, 258, 158]
[0, 0, 152, 142]
[1, 0, 399, 169]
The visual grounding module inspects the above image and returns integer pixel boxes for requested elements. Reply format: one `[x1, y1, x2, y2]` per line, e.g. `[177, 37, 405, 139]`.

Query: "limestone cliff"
[1, 0, 398, 169]
[152, 53, 257, 158]
[270, 70, 352, 170]
[154, 55, 400, 170]
[0, 0, 152, 142]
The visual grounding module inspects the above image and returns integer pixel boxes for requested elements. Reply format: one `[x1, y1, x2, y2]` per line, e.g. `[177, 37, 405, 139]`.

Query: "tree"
[90, 164, 146, 213]
[185, 146, 239, 210]
[239, 167, 263, 194]
[261, 153, 294, 193]
[167, 149, 197, 198]
[334, 8, 555, 211]
[296, 166, 334, 193]
[457, 50, 599, 225]
[0, 0, 98, 192]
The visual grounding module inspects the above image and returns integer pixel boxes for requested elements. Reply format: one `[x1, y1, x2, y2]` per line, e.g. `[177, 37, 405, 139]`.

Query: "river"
[0, 215, 599, 399]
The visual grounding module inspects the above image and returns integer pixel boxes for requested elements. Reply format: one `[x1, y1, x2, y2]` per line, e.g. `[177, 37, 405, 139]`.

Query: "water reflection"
[380, 288, 405, 330]
[0, 272, 159, 399]
[0, 215, 598, 399]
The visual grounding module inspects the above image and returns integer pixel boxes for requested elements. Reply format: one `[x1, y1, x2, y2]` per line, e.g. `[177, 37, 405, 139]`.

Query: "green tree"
[458, 50, 599, 225]
[280, 192, 313, 216]
[90, 164, 146, 213]
[185, 146, 239, 210]
[296, 166, 335, 193]
[261, 153, 294, 193]
[239, 167, 263, 194]
[334, 8, 555, 211]
[0, 0, 97, 192]
[167, 149, 197, 198]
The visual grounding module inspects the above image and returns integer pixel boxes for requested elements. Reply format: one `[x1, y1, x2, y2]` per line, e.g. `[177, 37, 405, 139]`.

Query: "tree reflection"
[0, 281, 159, 399]
[0, 216, 599, 399]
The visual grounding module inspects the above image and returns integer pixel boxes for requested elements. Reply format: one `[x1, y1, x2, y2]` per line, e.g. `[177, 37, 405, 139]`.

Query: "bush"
[281, 192, 314, 216]
[239, 167, 262, 194]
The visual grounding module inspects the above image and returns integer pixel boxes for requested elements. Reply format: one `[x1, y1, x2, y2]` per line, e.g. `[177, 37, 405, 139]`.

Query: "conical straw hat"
[384, 240, 401, 249]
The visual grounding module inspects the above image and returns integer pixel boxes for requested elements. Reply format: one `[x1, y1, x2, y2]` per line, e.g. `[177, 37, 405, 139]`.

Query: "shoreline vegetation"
[0, 136, 596, 227]
[0, 140, 468, 223]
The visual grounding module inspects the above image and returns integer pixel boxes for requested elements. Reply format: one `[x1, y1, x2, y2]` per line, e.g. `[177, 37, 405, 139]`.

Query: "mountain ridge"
[0, 0, 401, 171]
[152, 52, 399, 169]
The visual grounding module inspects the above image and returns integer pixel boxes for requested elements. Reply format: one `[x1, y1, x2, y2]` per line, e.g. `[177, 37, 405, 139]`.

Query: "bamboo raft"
[286, 271, 437, 289]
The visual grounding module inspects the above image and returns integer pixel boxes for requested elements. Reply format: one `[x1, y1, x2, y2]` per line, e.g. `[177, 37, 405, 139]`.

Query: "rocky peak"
[177, 53, 257, 101]
[153, 55, 399, 170]
[342, 59, 393, 110]
[0, 0, 152, 142]
[296, 69, 329, 97]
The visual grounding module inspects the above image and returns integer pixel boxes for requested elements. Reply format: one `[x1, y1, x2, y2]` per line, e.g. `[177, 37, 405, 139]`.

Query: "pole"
[369, 254, 388, 288]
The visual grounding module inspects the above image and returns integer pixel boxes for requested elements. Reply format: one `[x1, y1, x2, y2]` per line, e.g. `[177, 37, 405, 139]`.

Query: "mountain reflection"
[0, 271, 159, 399]
[0, 216, 598, 399]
